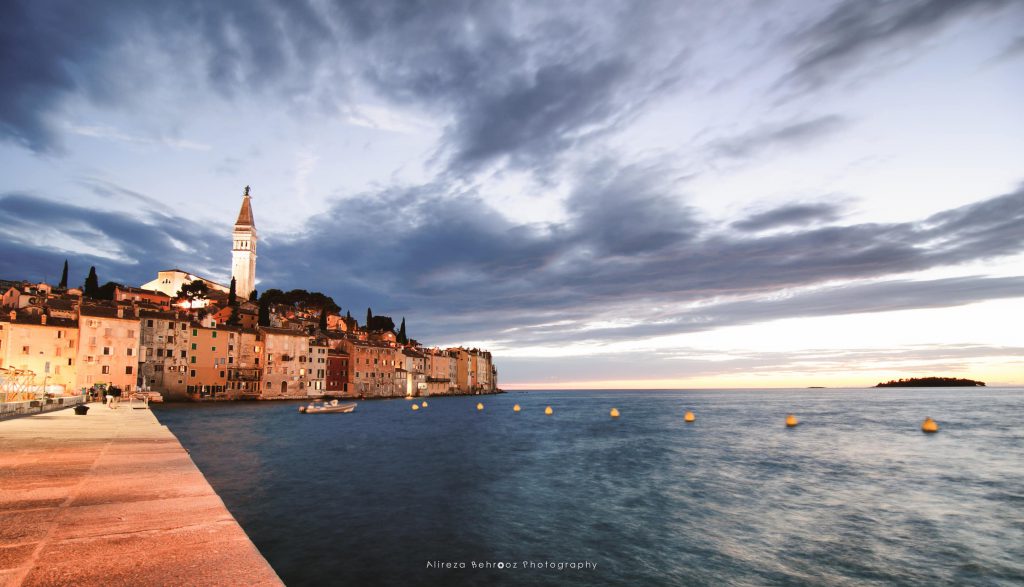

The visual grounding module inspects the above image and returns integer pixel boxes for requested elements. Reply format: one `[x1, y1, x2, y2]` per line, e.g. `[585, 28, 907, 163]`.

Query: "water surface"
[154, 388, 1024, 586]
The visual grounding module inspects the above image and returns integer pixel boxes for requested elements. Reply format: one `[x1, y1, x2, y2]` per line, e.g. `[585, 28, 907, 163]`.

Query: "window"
[192, 329, 198, 336]
[155, 349, 161, 357]
[180, 350, 186, 359]
[212, 331, 217, 339]
[57, 330, 63, 339]
[168, 322, 175, 330]
[167, 336, 174, 343]
[22, 346, 29, 354]
[191, 343, 197, 350]
[211, 346, 216, 352]
[102, 366, 110, 374]
[125, 366, 133, 375]
[181, 323, 187, 330]
[190, 370, 196, 377]
[220, 371, 225, 378]
[147, 320, 154, 327]
[127, 348, 134, 356]
[68, 359, 73, 366]
[190, 356, 196, 364]
[228, 357, 234, 364]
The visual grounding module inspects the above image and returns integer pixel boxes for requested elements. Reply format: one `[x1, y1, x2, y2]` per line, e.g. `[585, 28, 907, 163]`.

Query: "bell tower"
[231, 185, 258, 299]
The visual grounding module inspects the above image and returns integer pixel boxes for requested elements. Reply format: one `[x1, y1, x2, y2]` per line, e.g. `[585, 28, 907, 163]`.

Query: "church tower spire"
[231, 185, 258, 299]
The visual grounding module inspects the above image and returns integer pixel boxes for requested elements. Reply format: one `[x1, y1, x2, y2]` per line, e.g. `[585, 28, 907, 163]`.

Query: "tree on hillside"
[258, 297, 271, 327]
[368, 315, 395, 333]
[318, 309, 328, 331]
[95, 282, 118, 301]
[59, 260, 69, 289]
[83, 266, 99, 298]
[227, 306, 241, 326]
[177, 280, 210, 309]
[366, 307, 373, 330]
[228, 277, 237, 306]
[398, 317, 407, 344]
[249, 288, 258, 302]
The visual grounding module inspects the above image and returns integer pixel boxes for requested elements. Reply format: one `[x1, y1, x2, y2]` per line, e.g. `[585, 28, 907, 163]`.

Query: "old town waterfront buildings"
[1, 187, 498, 401]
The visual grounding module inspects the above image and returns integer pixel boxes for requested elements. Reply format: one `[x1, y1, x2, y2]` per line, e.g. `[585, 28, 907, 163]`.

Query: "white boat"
[299, 399, 357, 414]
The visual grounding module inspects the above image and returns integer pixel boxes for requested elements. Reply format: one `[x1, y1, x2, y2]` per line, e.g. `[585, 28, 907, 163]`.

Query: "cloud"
[1, 177, 1022, 351]
[781, 0, 1019, 89]
[733, 202, 844, 231]
[709, 115, 849, 160]
[0, 1, 688, 176]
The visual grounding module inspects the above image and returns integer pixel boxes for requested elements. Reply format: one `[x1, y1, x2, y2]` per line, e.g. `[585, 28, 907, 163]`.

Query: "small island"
[875, 377, 986, 388]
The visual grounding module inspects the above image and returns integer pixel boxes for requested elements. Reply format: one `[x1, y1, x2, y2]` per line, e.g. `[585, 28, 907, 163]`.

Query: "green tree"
[249, 288, 258, 302]
[228, 277, 237, 307]
[83, 266, 99, 298]
[366, 307, 373, 330]
[258, 297, 271, 327]
[318, 309, 328, 331]
[226, 306, 241, 326]
[398, 317, 407, 344]
[59, 260, 68, 289]
[176, 280, 210, 308]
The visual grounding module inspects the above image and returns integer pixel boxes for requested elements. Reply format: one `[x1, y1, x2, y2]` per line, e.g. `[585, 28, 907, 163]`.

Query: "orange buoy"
[785, 414, 799, 427]
[513, 404, 521, 412]
[610, 407, 620, 418]
[684, 410, 695, 423]
[921, 417, 939, 433]
[544, 406, 553, 415]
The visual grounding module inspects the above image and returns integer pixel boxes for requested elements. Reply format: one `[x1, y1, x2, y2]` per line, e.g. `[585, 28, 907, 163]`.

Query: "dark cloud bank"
[3, 178, 1022, 347]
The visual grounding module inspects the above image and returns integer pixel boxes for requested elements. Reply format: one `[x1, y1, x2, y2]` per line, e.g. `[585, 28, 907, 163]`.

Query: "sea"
[153, 388, 1024, 586]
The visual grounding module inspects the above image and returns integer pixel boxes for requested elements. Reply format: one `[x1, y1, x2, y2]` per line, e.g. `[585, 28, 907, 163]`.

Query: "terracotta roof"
[259, 326, 308, 337]
[0, 311, 78, 328]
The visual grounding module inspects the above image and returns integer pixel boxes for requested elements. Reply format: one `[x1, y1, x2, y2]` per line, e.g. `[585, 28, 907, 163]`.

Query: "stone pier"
[0, 403, 282, 586]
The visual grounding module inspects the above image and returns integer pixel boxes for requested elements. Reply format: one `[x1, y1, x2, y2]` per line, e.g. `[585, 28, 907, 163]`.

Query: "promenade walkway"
[0, 403, 282, 586]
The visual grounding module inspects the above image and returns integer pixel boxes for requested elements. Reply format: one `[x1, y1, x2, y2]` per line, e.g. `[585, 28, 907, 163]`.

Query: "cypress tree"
[366, 307, 373, 331]
[84, 266, 99, 298]
[59, 260, 69, 289]
[258, 297, 270, 327]
[249, 288, 258, 302]
[318, 309, 328, 331]
[228, 277, 237, 306]
[398, 317, 407, 344]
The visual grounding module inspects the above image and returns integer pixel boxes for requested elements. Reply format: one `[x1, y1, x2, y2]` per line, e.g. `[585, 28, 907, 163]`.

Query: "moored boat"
[299, 399, 357, 414]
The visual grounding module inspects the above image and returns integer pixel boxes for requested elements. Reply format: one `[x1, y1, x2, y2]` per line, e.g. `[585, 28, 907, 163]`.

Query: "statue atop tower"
[231, 186, 258, 299]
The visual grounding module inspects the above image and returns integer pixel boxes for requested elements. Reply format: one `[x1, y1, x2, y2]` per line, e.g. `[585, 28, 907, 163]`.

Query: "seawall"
[0, 403, 282, 586]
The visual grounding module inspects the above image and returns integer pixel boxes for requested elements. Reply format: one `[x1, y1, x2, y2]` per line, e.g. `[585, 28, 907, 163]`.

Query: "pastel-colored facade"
[226, 329, 262, 399]
[0, 311, 78, 394]
[140, 269, 229, 299]
[325, 349, 349, 394]
[424, 348, 455, 395]
[261, 327, 310, 398]
[185, 325, 230, 399]
[230, 188, 258, 300]
[137, 310, 191, 400]
[306, 338, 328, 397]
[76, 305, 141, 392]
[401, 348, 427, 397]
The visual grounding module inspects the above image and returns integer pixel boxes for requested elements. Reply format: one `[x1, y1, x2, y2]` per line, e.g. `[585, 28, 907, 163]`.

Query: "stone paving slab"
[0, 404, 282, 587]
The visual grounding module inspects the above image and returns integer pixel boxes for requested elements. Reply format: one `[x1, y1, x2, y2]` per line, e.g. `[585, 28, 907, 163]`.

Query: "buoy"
[421, 401, 428, 407]
[411, 404, 419, 411]
[785, 414, 799, 427]
[477, 402, 484, 411]
[513, 404, 521, 412]
[610, 407, 620, 418]
[544, 406, 553, 415]
[684, 410, 695, 423]
[921, 417, 939, 433]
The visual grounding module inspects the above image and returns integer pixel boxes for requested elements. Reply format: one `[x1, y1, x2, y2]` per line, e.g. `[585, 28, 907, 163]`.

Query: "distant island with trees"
[875, 377, 986, 387]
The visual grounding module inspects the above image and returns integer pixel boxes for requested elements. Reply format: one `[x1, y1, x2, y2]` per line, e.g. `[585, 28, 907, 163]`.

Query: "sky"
[1, 0, 1022, 388]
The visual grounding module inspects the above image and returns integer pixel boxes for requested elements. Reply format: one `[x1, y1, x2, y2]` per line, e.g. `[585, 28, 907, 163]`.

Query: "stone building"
[261, 327, 310, 398]
[137, 310, 191, 400]
[76, 305, 141, 393]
